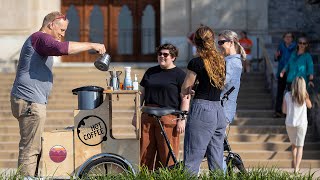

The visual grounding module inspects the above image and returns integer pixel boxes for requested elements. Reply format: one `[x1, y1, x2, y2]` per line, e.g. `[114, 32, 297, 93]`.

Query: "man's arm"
[32, 32, 106, 56]
[68, 41, 106, 54]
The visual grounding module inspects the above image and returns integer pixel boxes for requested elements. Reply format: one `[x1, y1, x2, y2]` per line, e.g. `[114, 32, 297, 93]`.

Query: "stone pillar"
[0, 0, 61, 71]
[161, 0, 191, 67]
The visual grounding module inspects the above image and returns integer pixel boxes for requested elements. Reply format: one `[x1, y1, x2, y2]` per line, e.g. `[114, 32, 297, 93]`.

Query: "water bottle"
[123, 67, 133, 90]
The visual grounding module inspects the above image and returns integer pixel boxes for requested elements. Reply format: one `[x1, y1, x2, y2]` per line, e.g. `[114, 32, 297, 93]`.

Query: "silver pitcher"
[108, 70, 122, 90]
[94, 53, 111, 71]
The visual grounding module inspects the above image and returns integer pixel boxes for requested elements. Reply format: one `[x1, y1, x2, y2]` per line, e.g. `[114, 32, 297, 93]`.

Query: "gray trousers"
[184, 99, 227, 175]
[10, 96, 46, 176]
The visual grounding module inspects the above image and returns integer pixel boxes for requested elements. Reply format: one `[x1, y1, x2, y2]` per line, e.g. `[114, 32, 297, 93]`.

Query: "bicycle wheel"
[226, 152, 246, 175]
[78, 156, 131, 179]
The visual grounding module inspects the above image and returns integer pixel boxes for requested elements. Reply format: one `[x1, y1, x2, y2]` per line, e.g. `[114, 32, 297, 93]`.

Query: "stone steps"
[0, 110, 73, 118]
[232, 117, 285, 126]
[234, 151, 320, 160]
[0, 125, 297, 134]
[236, 109, 274, 118]
[0, 119, 73, 126]
[0, 160, 16, 169]
[243, 159, 320, 168]
[1, 68, 319, 170]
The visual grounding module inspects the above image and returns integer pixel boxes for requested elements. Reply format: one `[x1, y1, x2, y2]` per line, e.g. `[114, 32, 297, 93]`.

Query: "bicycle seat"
[141, 106, 177, 117]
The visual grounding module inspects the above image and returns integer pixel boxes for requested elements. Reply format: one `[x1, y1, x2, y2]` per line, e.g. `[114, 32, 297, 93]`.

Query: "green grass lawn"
[1, 166, 317, 180]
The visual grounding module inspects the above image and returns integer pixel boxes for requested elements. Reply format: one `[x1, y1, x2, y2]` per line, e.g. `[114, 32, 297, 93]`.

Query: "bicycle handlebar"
[171, 110, 188, 116]
[221, 86, 235, 107]
[221, 86, 235, 101]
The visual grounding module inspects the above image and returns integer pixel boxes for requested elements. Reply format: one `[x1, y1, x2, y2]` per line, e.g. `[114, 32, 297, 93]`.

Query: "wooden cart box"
[41, 90, 141, 177]
[40, 129, 74, 178]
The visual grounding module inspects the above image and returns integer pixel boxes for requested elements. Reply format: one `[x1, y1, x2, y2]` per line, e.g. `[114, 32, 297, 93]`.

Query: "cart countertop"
[103, 90, 140, 94]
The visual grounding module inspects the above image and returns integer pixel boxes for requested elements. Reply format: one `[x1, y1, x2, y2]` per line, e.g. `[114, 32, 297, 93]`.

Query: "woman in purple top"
[10, 11, 106, 177]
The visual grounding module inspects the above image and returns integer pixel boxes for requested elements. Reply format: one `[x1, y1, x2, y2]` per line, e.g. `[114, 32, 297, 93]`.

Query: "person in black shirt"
[140, 43, 190, 170]
[181, 26, 226, 175]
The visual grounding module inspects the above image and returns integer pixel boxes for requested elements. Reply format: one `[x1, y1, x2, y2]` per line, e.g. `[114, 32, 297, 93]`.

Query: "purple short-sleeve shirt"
[11, 32, 69, 104]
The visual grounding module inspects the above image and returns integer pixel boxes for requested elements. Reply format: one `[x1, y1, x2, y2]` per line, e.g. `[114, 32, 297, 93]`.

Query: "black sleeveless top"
[187, 57, 221, 101]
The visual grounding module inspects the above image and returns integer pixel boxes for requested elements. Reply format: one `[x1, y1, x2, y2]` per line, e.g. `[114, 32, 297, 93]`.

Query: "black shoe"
[273, 112, 282, 118]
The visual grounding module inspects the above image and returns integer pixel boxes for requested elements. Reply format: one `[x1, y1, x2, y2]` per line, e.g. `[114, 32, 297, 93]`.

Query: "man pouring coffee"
[10, 11, 106, 177]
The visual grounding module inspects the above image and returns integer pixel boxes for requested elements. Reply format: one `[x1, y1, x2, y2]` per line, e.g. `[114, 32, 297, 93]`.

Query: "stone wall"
[6, 1, 317, 66]
[268, 0, 320, 40]
[0, 0, 60, 72]
[162, 0, 269, 63]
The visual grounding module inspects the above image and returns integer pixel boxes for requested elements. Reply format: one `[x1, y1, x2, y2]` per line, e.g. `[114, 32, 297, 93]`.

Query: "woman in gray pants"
[181, 25, 227, 175]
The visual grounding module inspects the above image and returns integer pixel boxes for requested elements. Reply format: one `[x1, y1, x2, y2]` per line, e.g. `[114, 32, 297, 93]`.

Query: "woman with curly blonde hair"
[181, 25, 226, 175]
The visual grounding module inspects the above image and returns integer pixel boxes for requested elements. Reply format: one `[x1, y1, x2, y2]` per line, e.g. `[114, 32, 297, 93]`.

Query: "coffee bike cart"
[39, 88, 142, 179]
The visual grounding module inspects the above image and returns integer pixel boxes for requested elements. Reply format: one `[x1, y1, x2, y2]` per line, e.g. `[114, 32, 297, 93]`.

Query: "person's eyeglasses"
[298, 42, 307, 45]
[51, 15, 67, 24]
[218, 40, 230, 46]
[157, 52, 170, 57]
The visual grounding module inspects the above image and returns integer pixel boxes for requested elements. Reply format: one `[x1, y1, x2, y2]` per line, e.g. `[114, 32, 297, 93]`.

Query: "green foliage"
[0, 166, 317, 180]
[0, 168, 23, 180]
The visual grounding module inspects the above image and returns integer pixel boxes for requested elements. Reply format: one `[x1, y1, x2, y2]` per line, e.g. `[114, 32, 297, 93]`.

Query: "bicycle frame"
[155, 116, 179, 166]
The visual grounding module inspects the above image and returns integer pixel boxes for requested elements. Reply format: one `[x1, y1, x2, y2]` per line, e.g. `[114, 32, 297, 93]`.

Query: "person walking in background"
[239, 31, 253, 73]
[10, 11, 106, 177]
[280, 36, 314, 90]
[181, 26, 226, 175]
[282, 77, 312, 173]
[139, 43, 190, 170]
[274, 32, 296, 118]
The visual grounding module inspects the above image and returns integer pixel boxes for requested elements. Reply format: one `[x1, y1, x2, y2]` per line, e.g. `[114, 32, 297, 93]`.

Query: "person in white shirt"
[282, 76, 312, 173]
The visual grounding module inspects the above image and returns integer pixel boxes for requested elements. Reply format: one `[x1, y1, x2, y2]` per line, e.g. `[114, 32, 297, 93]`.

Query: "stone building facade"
[0, 0, 319, 71]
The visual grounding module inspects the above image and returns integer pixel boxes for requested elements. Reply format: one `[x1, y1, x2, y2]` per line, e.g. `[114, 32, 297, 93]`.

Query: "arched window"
[141, 5, 156, 55]
[118, 5, 133, 55]
[62, 0, 160, 62]
[65, 5, 80, 42]
[89, 5, 104, 44]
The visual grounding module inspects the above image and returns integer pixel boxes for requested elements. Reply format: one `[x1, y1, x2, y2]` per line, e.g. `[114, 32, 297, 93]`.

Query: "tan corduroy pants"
[140, 112, 180, 170]
[10, 96, 46, 176]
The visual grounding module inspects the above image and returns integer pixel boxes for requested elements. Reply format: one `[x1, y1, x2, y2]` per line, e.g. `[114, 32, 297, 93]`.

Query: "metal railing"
[258, 37, 277, 108]
[0, 51, 18, 73]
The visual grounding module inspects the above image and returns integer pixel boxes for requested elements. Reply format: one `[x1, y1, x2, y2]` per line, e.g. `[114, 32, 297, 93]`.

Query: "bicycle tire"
[78, 156, 130, 179]
[226, 152, 246, 175]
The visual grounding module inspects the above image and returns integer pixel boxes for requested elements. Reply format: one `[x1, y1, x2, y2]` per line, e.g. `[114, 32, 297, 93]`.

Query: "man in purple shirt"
[10, 11, 106, 177]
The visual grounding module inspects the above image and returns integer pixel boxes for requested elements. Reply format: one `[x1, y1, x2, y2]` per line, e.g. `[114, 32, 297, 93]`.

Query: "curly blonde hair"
[194, 26, 225, 89]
